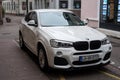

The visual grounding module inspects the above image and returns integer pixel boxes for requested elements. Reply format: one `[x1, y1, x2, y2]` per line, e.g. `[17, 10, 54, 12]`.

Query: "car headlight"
[50, 39, 73, 48]
[101, 37, 110, 45]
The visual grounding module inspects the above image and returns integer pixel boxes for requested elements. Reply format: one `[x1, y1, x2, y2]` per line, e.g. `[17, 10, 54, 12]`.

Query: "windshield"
[39, 12, 85, 27]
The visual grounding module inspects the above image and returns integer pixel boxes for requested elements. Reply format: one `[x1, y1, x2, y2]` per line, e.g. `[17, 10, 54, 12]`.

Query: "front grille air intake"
[73, 41, 89, 50]
[73, 40, 101, 51]
[90, 40, 101, 50]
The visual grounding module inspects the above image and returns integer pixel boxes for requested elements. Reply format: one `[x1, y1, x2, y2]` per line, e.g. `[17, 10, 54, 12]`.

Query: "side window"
[31, 12, 38, 24]
[25, 12, 32, 22]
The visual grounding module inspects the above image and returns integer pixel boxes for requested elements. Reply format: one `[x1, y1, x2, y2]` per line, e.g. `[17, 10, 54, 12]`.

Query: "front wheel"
[19, 33, 25, 50]
[38, 47, 48, 71]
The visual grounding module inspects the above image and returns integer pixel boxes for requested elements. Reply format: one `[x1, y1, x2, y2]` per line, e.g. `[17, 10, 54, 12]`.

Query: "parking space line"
[12, 40, 20, 47]
[59, 75, 66, 80]
[98, 70, 120, 80]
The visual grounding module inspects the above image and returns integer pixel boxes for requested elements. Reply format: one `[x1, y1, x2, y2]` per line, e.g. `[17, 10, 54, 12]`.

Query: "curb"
[97, 28, 120, 39]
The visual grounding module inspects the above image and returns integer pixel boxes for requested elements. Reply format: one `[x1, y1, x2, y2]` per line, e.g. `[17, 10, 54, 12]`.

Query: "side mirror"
[28, 20, 37, 27]
[83, 18, 89, 25]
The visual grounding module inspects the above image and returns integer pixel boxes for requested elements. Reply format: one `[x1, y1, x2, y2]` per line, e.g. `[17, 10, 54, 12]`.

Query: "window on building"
[22, 2, 26, 10]
[8, 2, 10, 10]
[13, 2, 15, 10]
[11, 0, 13, 10]
[4, 3, 6, 10]
[5, 3, 7, 10]
[45, 0, 49, 8]
[29, 2, 32, 10]
[117, 0, 120, 22]
[73, 0, 81, 9]
[7, 2, 9, 10]
[59, 0, 68, 9]
[101, 0, 108, 21]
[6, 3, 7, 10]
[7, 2, 8, 10]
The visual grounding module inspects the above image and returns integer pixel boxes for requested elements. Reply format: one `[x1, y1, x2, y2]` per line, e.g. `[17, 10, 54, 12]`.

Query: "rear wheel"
[38, 46, 48, 71]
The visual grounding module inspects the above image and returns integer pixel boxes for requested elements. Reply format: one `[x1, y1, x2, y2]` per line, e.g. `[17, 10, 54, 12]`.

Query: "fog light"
[103, 52, 111, 61]
[54, 57, 68, 65]
[56, 51, 63, 57]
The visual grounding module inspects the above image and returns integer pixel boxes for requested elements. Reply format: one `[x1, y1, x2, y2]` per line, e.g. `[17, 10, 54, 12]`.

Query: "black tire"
[19, 33, 25, 50]
[38, 46, 48, 71]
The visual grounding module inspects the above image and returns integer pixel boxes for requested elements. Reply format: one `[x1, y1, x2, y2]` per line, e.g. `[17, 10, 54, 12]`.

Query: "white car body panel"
[41, 26, 106, 41]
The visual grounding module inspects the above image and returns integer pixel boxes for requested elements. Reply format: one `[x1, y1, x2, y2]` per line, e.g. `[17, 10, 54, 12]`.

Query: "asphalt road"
[0, 15, 120, 80]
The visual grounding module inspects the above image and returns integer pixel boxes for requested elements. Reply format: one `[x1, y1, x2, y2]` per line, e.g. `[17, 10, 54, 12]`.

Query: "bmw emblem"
[86, 38, 89, 40]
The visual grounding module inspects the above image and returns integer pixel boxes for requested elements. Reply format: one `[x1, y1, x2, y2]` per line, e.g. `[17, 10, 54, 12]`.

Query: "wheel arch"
[37, 41, 47, 57]
[37, 41, 49, 68]
[19, 30, 22, 35]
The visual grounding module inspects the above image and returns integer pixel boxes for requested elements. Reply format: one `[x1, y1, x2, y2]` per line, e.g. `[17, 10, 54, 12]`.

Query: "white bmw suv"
[19, 9, 112, 71]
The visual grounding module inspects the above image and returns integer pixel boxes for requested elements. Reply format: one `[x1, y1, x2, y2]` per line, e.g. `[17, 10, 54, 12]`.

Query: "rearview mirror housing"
[28, 20, 37, 27]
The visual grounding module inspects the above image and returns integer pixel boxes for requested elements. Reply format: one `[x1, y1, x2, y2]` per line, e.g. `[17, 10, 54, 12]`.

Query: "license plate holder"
[79, 54, 99, 62]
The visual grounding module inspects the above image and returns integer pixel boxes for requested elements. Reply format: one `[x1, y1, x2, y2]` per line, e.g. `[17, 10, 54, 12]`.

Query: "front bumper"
[47, 44, 112, 69]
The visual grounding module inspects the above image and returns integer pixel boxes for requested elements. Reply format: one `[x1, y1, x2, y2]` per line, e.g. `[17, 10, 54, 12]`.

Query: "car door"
[27, 12, 38, 53]
[21, 12, 32, 47]
[23, 12, 38, 54]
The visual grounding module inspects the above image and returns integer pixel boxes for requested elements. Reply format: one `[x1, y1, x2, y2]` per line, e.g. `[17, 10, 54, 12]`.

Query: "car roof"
[32, 9, 73, 13]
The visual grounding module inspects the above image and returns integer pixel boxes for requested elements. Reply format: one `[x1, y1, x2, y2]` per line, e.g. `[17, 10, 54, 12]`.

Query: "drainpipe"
[0, 0, 3, 25]
[26, 0, 28, 14]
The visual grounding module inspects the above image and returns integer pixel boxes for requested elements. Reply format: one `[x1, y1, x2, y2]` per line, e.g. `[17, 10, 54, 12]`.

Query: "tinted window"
[25, 12, 38, 24]
[25, 12, 32, 22]
[31, 12, 38, 24]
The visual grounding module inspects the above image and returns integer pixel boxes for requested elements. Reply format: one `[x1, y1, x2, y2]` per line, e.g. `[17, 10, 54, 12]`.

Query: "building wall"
[34, 0, 81, 16]
[2, 0, 34, 15]
[49, 0, 55, 8]
[19, 0, 34, 15]
[2, 0, 11, 13]
[53, 0, 81, 16]
[2, 0, 81, 16]
[81, 0, 100, 28]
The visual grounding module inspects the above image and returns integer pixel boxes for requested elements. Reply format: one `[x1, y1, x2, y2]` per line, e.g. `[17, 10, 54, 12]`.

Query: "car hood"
[41, 26, 106, 42]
